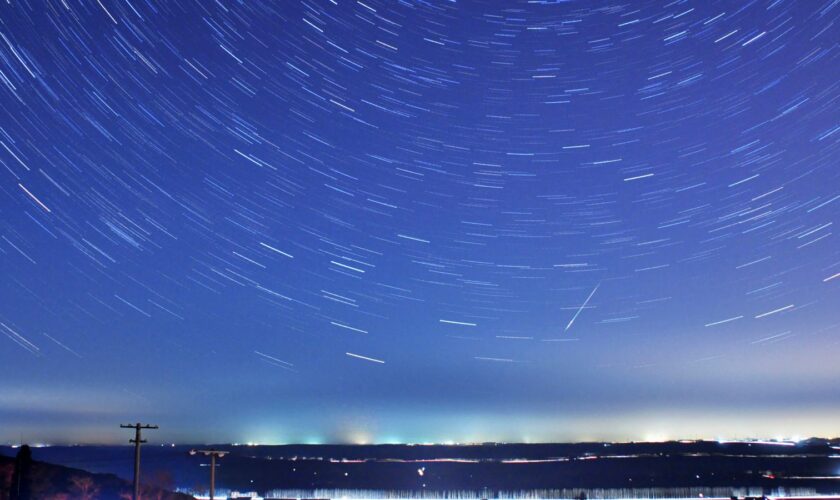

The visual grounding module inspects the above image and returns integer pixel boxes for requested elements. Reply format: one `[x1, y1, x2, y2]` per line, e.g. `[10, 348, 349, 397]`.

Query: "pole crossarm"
[189, 449, 229, 457]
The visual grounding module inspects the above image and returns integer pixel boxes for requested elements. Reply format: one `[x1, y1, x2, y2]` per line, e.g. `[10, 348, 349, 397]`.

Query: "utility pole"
[189, 449, 228, 499]
[120, 422, 158, 500]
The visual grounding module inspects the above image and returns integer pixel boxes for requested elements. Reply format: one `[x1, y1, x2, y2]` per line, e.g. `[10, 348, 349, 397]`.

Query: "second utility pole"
[120, 422, 158, 500]
[190, 449, 228, 499]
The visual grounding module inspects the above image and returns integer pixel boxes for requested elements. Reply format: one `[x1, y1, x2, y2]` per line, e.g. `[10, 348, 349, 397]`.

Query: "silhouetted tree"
[9, 445, 32, 500]
[70, 476, 99, 500]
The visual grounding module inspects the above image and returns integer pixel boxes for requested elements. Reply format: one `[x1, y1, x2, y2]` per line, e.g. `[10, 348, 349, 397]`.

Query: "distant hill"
[0, 448, 193, 500]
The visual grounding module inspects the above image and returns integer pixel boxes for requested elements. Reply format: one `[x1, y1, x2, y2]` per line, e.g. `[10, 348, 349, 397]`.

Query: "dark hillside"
[0, 448, 192, 500]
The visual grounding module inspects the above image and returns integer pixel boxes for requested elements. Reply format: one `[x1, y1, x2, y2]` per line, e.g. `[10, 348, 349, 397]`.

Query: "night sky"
[0, 0, 838, 445]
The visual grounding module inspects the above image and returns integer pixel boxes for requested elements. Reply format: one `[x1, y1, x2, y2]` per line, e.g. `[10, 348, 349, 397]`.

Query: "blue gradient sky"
[0, 0, 838, 444]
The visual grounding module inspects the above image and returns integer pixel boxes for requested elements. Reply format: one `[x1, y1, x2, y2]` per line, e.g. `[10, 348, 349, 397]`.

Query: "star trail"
[0, 0, 838, 444]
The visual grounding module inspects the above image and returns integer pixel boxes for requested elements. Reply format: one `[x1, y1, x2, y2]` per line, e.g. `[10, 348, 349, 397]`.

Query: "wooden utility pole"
[120, 422, 158, 500]
[189, 449, 228, 499]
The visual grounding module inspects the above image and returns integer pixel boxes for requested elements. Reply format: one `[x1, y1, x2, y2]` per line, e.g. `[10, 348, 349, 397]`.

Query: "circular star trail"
[0, 0, 838, 443]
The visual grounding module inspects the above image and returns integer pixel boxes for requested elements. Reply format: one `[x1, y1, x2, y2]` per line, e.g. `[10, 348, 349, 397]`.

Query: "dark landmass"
[3, 439, 840, 497]
[0, 447, 193, 500]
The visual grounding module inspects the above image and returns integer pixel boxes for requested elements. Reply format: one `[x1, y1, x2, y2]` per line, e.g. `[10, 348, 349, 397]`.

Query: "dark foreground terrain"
[0, 448, 192, 500]
[3, 439, 840, 498]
